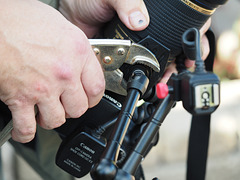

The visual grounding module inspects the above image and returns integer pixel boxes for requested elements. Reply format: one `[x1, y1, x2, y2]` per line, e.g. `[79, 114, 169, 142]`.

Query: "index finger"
[81, 49, 105, 108]
[200, 18, 212, 36]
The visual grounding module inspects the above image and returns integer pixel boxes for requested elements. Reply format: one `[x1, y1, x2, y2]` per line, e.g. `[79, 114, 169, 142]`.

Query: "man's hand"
[0, 0, 105, 143]
[160, 19, 212, 83]
[59, 0, 211, 84]
[59, 0, 150, 38]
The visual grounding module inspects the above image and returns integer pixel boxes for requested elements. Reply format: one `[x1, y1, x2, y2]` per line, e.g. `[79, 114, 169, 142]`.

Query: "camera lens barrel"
[103, 0, 228, 59]
[193, 0, 228, 9]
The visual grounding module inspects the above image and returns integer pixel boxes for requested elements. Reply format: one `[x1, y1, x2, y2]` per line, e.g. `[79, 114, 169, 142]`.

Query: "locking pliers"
[89, 39, 160, 96]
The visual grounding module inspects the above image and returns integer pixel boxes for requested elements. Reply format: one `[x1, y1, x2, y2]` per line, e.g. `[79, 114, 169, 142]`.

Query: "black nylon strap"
[204, 29, 216, 72]
[186, 29, 215, 180]
[187, 114, 211, 180]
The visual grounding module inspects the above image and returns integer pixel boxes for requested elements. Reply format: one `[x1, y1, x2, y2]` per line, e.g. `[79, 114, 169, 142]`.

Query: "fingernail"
[129, 11, 147, 28]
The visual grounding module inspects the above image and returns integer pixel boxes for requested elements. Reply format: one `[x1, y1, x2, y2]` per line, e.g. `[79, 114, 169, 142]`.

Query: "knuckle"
[17, 126, 35, 137]
[67, 80, 79, 92]
[39, 116, 66, 130]
[12, 135, 34, 143]
[53, 63, 74, 81]
[69, 30, 89, 56]
[33, 81, 51, 96]
[7, 96, 29, 108]
[7, 85, 50, 107]
[52, 118, 66, 129]
[70, 104, 88, 118]
[88, 80, 105, 97]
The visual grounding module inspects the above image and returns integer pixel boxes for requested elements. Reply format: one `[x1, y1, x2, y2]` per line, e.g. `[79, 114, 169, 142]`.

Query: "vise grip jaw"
[89, 39, 160, 96]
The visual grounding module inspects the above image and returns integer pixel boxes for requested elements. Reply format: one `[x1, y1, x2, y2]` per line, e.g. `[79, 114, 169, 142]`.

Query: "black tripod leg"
[121, 95, 175, 176]
[90, 70, 149, 180]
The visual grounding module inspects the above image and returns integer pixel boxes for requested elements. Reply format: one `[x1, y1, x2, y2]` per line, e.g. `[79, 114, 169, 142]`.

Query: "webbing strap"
[186, 29, 216, 180]
[187, 115, 211, 180]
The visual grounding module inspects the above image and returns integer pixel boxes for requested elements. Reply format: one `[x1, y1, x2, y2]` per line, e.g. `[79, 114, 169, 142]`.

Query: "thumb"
[106, 0, 150, 31]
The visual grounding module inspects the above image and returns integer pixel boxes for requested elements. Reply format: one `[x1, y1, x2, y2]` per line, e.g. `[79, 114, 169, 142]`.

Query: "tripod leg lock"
[127, 70, 149, 97]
